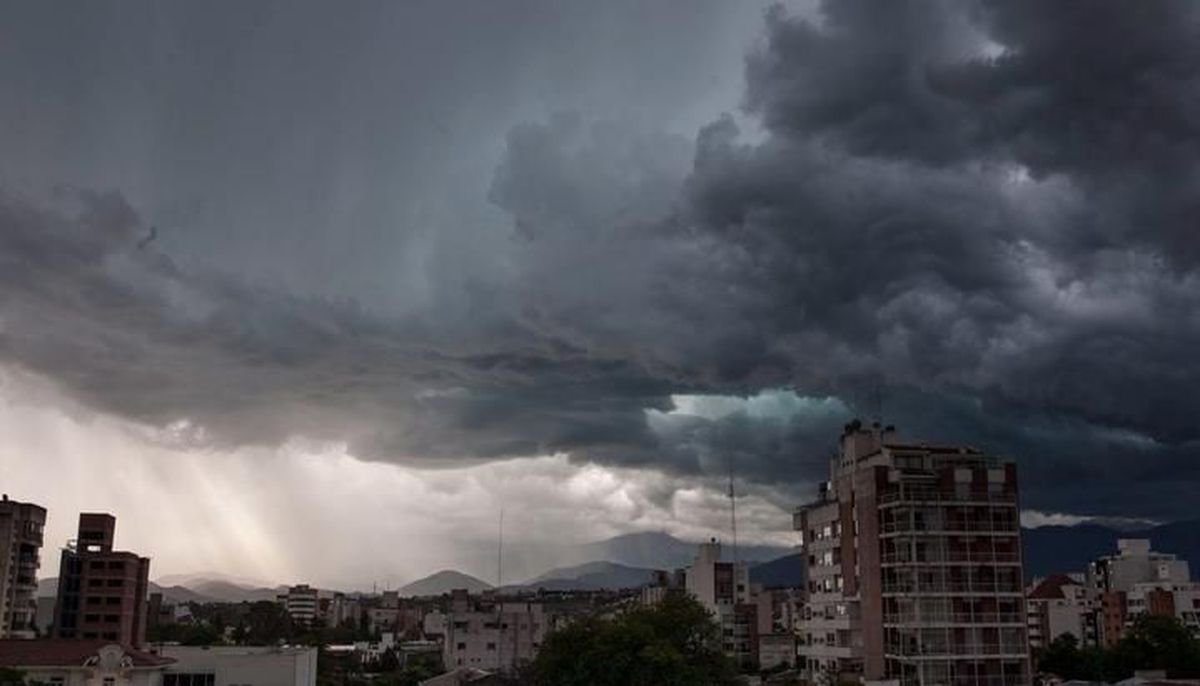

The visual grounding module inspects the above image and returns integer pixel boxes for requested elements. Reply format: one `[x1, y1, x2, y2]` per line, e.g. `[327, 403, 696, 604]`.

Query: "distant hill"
[156, 571, 275, 589]
[579, 532, 791, 570]
[518, 561, 657, 591]
[400, 570, 492, 597]
[1023, 518, 1200, 578]
[187, 579, 284, 603]
[750, 553, 804, 589]
[38, 578, 218, 605]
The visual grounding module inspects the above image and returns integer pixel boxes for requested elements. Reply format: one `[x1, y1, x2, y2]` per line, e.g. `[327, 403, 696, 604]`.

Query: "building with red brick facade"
[51, 514, 150, 646]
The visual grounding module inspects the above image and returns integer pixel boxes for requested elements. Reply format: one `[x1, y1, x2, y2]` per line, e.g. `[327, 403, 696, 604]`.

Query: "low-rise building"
[683, 540, 758, 667]
[353, 632, 396, 666]
[156, 646, 317, 686]
[1026, 574, 1099, 650]
[758, 633, 797, 671]
[426, 590, 550, 673]
[1088, 540, 1196, 645]
[0, 639, 173, 686]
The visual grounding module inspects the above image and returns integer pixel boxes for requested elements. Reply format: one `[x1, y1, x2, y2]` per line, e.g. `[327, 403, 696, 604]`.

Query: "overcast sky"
[2, 0, 1198, 588]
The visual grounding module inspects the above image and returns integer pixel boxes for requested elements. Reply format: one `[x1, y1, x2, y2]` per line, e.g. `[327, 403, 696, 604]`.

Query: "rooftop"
[0, 640, 175, 668]
[1029, 574, 1081, 600]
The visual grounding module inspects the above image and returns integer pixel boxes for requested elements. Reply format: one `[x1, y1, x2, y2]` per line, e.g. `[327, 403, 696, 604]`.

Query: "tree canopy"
[1037, 614, 1200, 682]
[531, 592, 738, 686]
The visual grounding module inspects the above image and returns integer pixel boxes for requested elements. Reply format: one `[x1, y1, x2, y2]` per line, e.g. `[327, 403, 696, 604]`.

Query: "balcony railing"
[878, 490, 1018, 505]
[884, 642, 1028, 657]
[880, 550, 1020, 564]
[894, 675, 1027, 686]
[880, 521, 1019, 535]
[883, 611, 1024, 625]
[882, 580, 1023, 595]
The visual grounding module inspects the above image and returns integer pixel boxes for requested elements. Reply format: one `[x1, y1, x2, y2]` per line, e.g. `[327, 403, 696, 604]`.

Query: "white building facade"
[158, 646, 317, 686]
[425, 592, 550, 673]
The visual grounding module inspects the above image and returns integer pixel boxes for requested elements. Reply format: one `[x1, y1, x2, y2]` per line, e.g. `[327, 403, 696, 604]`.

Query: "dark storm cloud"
[2, 0, 1199, 521]
[487, 0, 1200, 516]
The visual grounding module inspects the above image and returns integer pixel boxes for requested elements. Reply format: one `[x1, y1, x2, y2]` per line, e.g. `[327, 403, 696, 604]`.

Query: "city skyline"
[3, 0, 1200, 591]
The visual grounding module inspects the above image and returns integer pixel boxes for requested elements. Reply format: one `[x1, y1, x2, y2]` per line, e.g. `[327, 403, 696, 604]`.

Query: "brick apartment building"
[51, 514, 150, 646]
[795, 421, 1030, 685]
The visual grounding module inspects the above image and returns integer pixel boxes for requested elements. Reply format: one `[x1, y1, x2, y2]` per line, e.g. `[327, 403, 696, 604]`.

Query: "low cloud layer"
[1, 0, 1198, 531]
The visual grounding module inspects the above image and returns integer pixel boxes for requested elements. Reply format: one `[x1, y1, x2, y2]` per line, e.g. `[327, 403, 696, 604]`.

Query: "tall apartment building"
[0, 495, 47, 638]
[684, 541, 759, 667]
[794, 421, 1030, 685]
[51, 513, 151, 645]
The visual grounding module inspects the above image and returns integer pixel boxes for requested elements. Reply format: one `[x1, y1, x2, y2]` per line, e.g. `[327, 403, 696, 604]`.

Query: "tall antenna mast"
[496, 507, 505, 672]
[497, 507, 505, 589]
[871, 378, 884, 425]
[728, 454, 738, 565]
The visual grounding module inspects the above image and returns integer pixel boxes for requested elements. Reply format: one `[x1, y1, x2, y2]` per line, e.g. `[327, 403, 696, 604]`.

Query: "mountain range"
[37, 577, 285, 605]
[34, 521, 1198, 602]
[1022, 518, 1200, 578]
[578, 531, 790, 570]
[400, 570, 492, 597]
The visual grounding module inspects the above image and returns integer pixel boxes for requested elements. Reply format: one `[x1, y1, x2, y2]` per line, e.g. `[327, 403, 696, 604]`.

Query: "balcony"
[880, 521, 1019, 536]
[878, 490, 1018, 506]
[894, 675, 1026, 686]
[882, 611, 1024, 626]
[884, 642, 1028, 657]
[880, 550, 1020, 565]
[881, 580, 1023, 595]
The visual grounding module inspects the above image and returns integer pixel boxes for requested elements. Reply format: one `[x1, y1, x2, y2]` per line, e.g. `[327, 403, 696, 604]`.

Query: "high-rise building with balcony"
[51, 513, 151, 646]
[794, 421, 1030, 685]
[0, 495, 46, 638]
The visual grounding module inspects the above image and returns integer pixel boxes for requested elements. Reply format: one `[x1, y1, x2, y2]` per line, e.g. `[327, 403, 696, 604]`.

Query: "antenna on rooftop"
[870, 377, 885, 425]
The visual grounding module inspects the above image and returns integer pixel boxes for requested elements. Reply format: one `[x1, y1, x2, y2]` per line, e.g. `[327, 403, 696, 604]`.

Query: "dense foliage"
[1037, 615, 1200, 682]
[531, 592, 738, 686]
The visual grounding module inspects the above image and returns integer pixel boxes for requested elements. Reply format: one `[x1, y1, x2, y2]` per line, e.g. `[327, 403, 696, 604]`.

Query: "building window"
[165, 674, 215, 686]
[486, 643, 496, 651]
